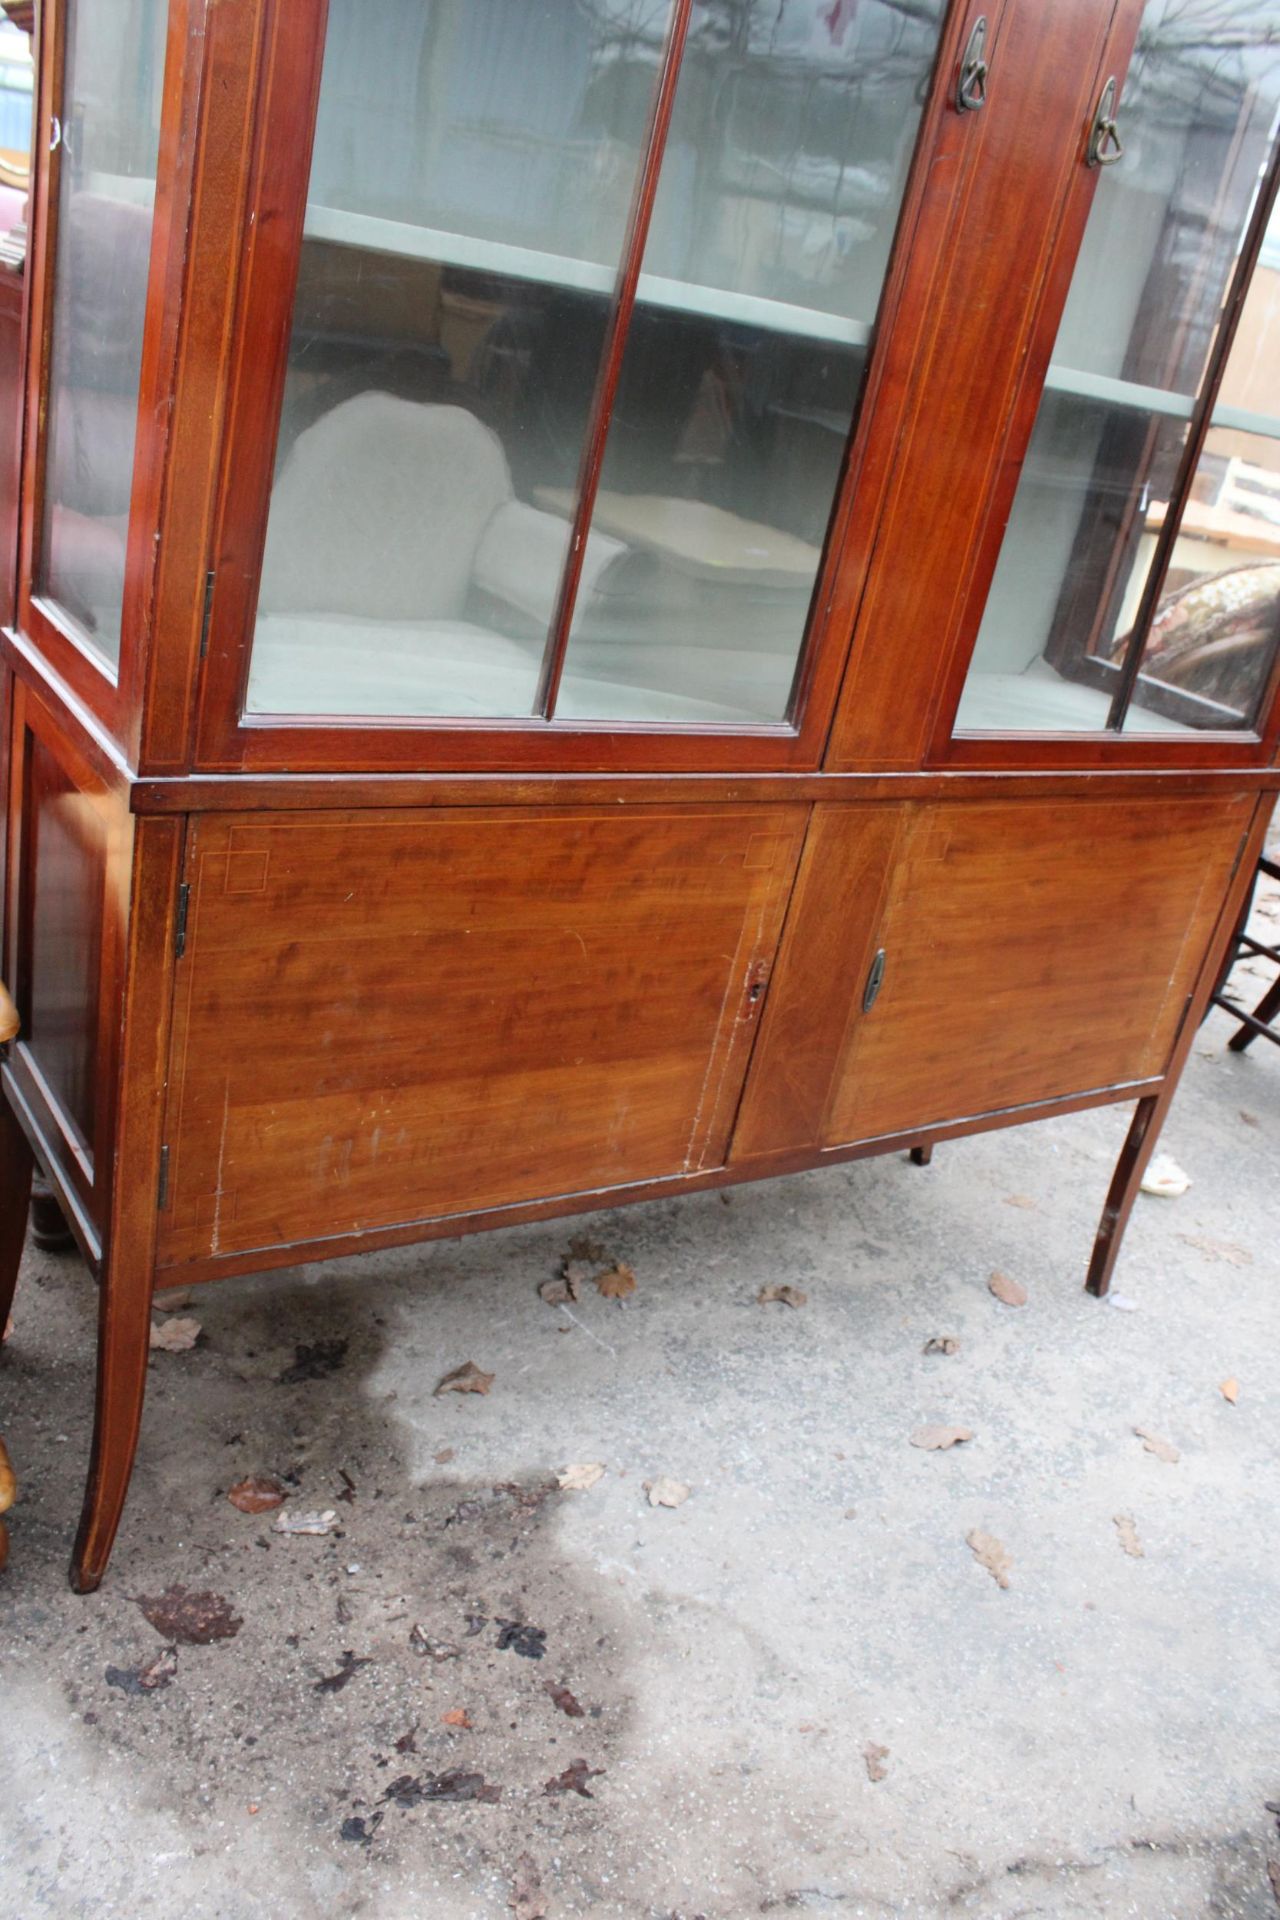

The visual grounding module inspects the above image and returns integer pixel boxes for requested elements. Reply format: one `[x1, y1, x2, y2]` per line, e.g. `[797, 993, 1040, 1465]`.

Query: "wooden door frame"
[10, 0, 206, 765]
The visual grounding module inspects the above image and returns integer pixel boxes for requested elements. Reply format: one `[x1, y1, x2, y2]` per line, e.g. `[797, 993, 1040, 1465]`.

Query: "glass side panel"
[37, 0, 164, 668]
[1125, 197, 1280, 731]
[247, 0, 675, 721]
[0, 19, 34, 186]
[555, 0, 944, 725]
[955, 2, 1280, 737]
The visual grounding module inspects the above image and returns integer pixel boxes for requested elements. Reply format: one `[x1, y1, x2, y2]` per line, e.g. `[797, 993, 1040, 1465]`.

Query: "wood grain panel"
[731, 803, 906, 1158]
[820, 793, 1251, 1144]
[158, 804, 805, 1264]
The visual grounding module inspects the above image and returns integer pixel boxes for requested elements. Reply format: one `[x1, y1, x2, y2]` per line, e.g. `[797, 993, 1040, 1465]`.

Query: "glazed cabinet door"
[157, 803, 805, 1272]
[188, 0, 957, 772]
[732, 791, 1252, 1159]
[829, 0, 1280, 770]
[949, 0, 1280, 751]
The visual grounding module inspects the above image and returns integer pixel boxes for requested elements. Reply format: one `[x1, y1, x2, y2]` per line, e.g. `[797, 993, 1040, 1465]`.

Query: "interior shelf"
[303, 201, 874, 348]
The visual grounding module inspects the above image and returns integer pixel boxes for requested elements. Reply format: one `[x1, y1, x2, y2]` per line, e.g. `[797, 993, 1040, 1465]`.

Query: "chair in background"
[1209, 851, 1280, 1052]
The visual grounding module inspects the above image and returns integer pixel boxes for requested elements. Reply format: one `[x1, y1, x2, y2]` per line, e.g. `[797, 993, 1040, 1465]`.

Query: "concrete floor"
[2, 963, 1279, 1917]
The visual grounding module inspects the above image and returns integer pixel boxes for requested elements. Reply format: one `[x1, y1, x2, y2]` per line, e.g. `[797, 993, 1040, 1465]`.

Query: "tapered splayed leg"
[69, 1242, 153, 1592]
[1085, 1094, 1161, 1298]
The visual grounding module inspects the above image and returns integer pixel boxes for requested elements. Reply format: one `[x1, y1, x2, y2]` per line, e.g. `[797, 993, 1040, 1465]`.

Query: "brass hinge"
[175, 882, 191, 958]
[157, 1145, 170, 1212]
[198, 569, 216, 659]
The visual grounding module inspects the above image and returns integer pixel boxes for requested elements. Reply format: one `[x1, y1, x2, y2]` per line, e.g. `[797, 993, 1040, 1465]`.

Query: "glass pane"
[0, 19, 34, 192]
[1125, 198, 1280, 731]
[555, 0, 944, 725]
[247, 0, 675, 721]
[956, 2, 1280, 736]
[38, 0, 164, 667]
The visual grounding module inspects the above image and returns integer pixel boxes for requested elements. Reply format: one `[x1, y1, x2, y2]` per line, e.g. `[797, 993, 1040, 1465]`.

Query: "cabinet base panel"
[152, 1074, 1163, 1290]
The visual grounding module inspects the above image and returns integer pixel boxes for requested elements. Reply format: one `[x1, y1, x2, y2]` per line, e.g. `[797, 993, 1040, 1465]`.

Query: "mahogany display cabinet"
[1, 0, 1278, 1591]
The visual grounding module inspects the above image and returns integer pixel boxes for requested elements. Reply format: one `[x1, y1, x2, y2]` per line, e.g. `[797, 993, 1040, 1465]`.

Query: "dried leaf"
[272, 1507, 338, 1535]
[433, 1447, 455, 1464]
[1140, 1153, 1191, 1198]
[863, 1742, 889, 1783]
[105, 1646, 178, 1694]
[1239, 1110, 1260, 1129]
[495, 1619, 547, 1660]
[226, 1474, 285, 1514]
[277, 1337, 348, 1384]
[1133, 1426, 1180, 1465]
[923, 1335, 959, 1356]
[910, 1425, 973, 1451]
[510, 1853, 548, 1920]
[1177, 1232, 1253, 1267]
[435, 1361, 495, 1397]
[966, 1529, 1012, 1589]
[383, 1770, 500, 1807]
[567, 1232, 609, 1264]
[557, 1462, 605, 1492]
[441, 1708, 472, 1729]
[757, 1284, 807, 1308]
[339, 1812, 382, 1846]
[1114, 1514, 1144, 1558]
[539, 1265, 582, 1306]
[314, 1651, 371, 1693]
[410, 1625, 460, 1662]
[149, 1316, 201, 1352]
[1003, 1194, 1037, 1211]
[544, 1757, 601, 1799]
[1219, 1378, 1239, 1405]
[644, 1476, 690, 1509]
[135, 1585, 242, 1645]
[988, 1270, 1027, 1308]
[547, 1682, 585, 1718]
[595, 1263, 636, 1300]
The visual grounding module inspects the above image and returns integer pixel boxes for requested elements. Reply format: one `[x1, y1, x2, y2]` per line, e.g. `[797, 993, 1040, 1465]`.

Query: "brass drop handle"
[956, 16, 989, 113]
[863, 948, 887, 1013]
[1087, 76, 1125, 167]
[0, 979, 18, 1046]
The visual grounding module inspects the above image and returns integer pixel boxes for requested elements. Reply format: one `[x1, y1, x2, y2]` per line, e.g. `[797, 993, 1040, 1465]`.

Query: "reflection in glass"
[956, 0, 1280, 736]
[0, 19, 33, 192]
[38, 0, 164, 666]
[557, 0, 943, 723]
[1121, 437, 1280, 727]
[248, 0, 675, 720]
[247, 0, 944, 726]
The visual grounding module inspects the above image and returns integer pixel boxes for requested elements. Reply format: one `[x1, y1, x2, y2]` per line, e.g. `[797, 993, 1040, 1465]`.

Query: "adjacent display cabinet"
[1, 0, 1277, 1590]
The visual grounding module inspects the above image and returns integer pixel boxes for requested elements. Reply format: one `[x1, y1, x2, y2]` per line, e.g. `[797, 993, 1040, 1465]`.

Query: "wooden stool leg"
[0, 1095, 34, 1338]
[69, 1245, 153, 1593]
[30, 1176, 75, 1251]
[1227, 971, 1280, 1053]
[909, 1143, 933, 1167]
